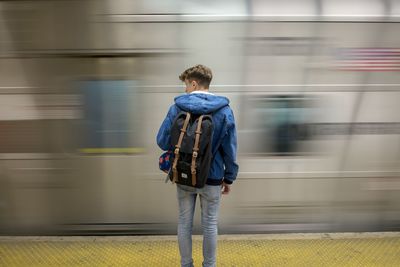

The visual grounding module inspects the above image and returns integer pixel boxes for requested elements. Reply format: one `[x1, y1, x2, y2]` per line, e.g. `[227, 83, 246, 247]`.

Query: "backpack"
[169, 111, 213, 188]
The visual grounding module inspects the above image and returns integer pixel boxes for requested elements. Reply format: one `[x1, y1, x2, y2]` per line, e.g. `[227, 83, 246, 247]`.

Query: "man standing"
[157, 65, 239, 267]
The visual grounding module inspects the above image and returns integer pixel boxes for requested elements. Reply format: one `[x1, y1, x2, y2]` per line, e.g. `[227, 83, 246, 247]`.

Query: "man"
[156, 64, 239, 267]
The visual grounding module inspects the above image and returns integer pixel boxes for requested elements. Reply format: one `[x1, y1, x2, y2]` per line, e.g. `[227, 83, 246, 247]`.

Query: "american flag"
[334, 48, 400, 71]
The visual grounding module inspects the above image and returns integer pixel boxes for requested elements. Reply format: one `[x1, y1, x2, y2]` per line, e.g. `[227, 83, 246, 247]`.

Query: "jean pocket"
[204, 184, 221, 202]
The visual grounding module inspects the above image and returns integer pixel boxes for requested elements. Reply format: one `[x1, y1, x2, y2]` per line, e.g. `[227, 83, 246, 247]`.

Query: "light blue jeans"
[176, 184, 222, 267]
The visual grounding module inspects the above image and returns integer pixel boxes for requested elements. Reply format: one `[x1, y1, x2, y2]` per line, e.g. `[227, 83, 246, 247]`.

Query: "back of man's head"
[179, 64, 213, 89]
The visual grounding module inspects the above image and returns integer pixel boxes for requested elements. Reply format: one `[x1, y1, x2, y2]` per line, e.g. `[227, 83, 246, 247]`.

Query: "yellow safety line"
[1, 237, 399, 266]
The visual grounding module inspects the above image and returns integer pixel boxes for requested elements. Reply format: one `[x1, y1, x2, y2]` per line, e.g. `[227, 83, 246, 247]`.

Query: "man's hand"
[221, 182, 231, 195]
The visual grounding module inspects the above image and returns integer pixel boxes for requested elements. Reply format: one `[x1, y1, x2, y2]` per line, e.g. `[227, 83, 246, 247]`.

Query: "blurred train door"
[75, 79, 145, 231]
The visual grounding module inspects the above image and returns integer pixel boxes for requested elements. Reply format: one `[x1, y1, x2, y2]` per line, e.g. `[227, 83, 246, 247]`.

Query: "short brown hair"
[179, 64, 213, 88]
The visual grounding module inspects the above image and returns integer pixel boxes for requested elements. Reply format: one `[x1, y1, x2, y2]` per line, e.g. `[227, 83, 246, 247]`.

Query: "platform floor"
[1, 232, 400, 266]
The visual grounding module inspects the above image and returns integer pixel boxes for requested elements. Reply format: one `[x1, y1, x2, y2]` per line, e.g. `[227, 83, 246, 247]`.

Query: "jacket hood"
[174, 92, 229, 114]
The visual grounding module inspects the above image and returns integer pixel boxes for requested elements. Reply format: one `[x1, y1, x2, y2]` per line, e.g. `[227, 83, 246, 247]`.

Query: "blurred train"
[1, 0, 400, 235]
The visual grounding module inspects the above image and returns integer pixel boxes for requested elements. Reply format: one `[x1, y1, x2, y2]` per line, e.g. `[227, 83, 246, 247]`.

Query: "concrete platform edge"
[1, 231, 400, 242]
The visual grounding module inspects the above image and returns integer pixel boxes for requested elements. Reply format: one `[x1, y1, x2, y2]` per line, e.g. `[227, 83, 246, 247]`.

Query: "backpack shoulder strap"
[190, 115, 204, 186]
[172, 112, 191, 183]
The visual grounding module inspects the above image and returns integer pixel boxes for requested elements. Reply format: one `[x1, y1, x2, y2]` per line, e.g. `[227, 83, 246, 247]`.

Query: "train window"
[242, 95, 312, 156]
[79, 80, 143, 154]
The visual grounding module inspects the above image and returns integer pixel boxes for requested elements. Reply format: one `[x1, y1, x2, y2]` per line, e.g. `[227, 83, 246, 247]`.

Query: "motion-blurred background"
[1, 0, 400, 235]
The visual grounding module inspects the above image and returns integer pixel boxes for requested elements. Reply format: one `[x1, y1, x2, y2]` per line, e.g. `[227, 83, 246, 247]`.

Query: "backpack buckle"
[174, 148, 180, 155]
[192, 151, 198, 158]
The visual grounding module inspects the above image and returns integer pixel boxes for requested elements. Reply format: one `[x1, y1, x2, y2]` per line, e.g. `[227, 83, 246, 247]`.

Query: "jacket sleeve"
[220, 111, 239, 184]
[156, 105, 177, 151]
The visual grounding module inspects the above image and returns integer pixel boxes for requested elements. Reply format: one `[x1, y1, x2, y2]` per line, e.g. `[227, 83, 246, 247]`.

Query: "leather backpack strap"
[190, 115, 204, 186]
[172, 112, 191, 183]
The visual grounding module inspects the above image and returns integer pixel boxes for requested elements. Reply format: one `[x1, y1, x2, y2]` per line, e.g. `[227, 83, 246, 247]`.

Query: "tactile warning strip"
[1, 236, 399, 266]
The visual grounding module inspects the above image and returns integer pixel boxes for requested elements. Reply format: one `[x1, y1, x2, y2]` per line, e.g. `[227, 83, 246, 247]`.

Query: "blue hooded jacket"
[157, 91, 239, 185]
